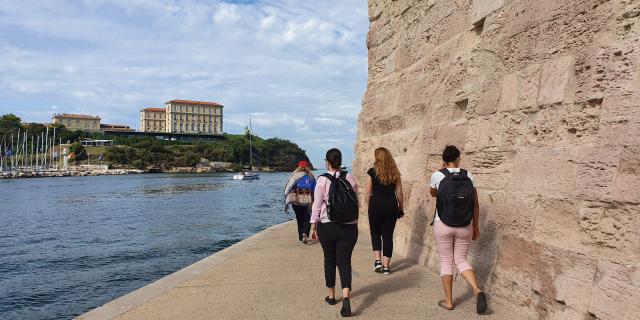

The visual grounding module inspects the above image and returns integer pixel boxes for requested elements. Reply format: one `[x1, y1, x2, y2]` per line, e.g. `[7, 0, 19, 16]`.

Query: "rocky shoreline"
[0, 167, 293, 179]
[0, 169, 145, 179]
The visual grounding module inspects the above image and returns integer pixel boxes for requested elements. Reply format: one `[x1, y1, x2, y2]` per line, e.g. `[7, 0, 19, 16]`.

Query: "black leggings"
[292, 204, 311, 241]
[369, 213, 397, 258]
[318, 222, 358, 289]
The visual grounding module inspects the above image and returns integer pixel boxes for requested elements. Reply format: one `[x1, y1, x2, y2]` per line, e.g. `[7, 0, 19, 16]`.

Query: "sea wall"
[0, 169, 144, 179]
[354, 0, 640, 319]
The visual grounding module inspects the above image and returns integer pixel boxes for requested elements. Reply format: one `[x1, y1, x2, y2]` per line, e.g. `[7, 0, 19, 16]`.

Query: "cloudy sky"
[0, 0, 368, 166]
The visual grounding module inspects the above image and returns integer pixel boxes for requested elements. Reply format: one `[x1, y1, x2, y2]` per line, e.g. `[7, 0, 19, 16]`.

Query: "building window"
[191, 123, 195, 131]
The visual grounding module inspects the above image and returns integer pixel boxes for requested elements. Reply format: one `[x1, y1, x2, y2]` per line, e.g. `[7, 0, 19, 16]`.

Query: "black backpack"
[321, 171, 359, 223]
[432, 168, 475, 227]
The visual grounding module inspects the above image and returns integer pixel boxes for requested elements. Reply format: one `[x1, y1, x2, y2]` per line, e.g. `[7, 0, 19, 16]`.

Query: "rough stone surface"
[355, 0, 640, 319]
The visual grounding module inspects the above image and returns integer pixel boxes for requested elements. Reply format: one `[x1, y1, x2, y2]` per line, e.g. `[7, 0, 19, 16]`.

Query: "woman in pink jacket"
[309, 148, 358, 317]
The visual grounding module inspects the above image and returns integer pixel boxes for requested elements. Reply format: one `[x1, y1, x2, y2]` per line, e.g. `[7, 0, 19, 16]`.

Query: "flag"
[68, 152, 75, 161]
[98, 154, 104, 161]
[4, 148, 12, 157]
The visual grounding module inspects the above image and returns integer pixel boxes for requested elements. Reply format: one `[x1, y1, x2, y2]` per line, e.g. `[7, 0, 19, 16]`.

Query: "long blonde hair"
[373, 147, 400, 186]
[294, 165, 315, 180]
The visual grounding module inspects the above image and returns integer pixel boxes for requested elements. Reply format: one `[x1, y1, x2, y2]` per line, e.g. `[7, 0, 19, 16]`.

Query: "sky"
[0, 0, 369, 166]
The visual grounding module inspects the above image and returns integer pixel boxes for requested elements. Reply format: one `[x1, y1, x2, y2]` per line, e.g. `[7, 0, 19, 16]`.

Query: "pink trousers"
[434, 220, 473, 276]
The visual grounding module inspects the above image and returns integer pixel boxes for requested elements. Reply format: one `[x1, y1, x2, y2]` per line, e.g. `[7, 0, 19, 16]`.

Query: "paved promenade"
[79, 221, 522, 320]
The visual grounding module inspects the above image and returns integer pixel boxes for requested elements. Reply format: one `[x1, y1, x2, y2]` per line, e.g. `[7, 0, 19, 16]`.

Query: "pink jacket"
[310, 170, 358, 224]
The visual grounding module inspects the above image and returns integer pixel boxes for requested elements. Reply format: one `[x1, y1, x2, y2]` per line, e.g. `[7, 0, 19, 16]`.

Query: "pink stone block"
[538, 56, 575, 105]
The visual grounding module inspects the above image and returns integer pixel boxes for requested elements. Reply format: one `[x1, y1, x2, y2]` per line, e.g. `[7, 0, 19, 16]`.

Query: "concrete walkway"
[79, 221, 521, 320]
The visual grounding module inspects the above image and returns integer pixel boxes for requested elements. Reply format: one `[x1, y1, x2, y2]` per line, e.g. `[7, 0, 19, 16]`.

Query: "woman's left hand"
[472, 226, 480, 241]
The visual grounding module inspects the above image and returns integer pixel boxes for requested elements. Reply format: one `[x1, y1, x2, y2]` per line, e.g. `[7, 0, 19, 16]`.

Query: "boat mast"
[249, 117, 253, 169]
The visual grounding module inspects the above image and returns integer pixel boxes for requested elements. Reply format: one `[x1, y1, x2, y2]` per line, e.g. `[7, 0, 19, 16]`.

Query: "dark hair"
[326, 148, 342, 169]
[442, 145, 461, 163]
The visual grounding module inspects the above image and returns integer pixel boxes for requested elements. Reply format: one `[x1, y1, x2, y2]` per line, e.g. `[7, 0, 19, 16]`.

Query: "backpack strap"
[459, 169, 468, 176]
[321, 172, 334, 181]
[431, 169, 450, 226]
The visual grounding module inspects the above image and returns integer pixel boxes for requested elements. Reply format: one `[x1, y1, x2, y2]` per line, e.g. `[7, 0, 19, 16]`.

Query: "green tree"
[0, 114, 21, 128]
[69, 142, 88, 161]
[0, 114, 22, 136]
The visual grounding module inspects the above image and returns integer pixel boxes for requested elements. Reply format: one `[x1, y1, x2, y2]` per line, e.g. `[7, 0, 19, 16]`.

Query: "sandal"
[325, 296, 337, 305]
[438, 300, 454, 310]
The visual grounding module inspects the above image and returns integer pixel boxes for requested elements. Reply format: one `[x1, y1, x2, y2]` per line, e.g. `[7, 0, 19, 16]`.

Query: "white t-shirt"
[430, 168, 475, 221]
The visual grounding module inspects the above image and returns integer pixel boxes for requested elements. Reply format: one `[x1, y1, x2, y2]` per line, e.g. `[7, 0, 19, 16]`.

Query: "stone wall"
[354, 0, 640, 319]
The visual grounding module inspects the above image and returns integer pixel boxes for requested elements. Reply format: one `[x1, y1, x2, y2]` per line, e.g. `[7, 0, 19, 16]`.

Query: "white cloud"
[213, 3, 241, 24]
[0, 0, 368, 164]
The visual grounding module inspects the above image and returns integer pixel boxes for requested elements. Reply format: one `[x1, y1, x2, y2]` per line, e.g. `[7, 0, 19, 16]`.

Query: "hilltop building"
[140, 99, 223, 135]
[52, 114, 101, 132]
[139, 108, 166, 133]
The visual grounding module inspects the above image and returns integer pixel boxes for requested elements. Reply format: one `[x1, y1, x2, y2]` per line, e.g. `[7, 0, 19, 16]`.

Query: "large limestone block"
[531, 199, 588, 253]
[471, 0, 504, 25]
[588, 260, 640, 320]
[499, 64, 541, 112]
[510, 149, 578, 197]
[538, 56, 575, 106]
[422, 123, 469, 155]
[576, 147, 621, 201]
[481, 191, 536, 238]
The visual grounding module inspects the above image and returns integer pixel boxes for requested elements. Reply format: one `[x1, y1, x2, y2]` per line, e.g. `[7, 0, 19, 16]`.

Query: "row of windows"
[168, 114, 221, 122]
[168, 105, 221, 115]
[142, 112, 165, 119]
[171, 122, 220, 133]
[58, 120, 98, 128]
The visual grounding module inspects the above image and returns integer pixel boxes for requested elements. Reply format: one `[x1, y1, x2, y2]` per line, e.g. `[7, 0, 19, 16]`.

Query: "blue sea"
[0, 173, 292, 319]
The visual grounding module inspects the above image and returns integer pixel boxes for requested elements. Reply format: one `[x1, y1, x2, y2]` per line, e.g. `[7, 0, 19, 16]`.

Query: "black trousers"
[292, 204, 311, 241]
[369, 213, 397, 258]
[318, 222, 358, 289]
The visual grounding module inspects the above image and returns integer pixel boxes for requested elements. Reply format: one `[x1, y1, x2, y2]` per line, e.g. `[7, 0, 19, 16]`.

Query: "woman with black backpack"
[284, 160, 316, 243]
[364, 147, 404, 275]
[429, 145, 487, 314]
[309, 148, 358, 317]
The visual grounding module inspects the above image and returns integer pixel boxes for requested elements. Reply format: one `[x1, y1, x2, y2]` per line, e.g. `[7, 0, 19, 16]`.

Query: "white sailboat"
[233, 118, 260, 180]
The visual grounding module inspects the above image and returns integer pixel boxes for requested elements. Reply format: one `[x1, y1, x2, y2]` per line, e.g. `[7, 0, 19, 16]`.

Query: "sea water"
[0, 173, 291, 319]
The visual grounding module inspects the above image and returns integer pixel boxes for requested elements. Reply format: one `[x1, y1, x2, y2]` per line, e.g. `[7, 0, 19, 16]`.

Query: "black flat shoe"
[325, 296, 337, 305]
[340, 298, 351, 317]
[477, 292, 487, 314]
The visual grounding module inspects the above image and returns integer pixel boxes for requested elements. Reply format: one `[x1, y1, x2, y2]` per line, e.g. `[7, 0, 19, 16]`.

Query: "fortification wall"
[354, 0, 640, 318]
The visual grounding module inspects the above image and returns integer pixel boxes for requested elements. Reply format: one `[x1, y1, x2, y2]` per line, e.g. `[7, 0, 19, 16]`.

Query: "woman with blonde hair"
[364, 147, 404, 274]
[284, 160, 316, 243]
